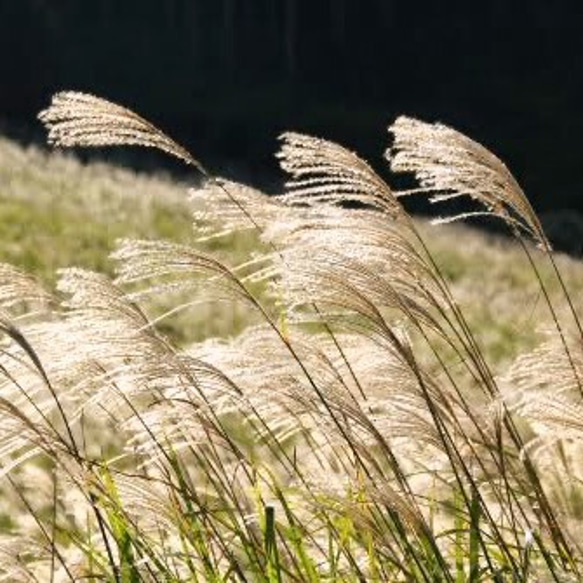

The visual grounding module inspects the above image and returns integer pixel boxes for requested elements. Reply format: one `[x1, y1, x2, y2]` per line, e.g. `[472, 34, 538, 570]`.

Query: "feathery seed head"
[388, 116, 549, 249]
[39, 91, 207, 174]
[278, 132, 405, 220]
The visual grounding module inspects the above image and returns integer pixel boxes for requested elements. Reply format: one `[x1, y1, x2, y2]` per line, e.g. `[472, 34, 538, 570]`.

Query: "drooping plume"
[388, 116, 548, 248]
[39, 91, 206, 174]
[278, 132, 404, 220]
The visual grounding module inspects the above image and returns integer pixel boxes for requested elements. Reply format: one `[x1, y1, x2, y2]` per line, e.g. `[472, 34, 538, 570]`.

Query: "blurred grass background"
[2, 134, 583, 367]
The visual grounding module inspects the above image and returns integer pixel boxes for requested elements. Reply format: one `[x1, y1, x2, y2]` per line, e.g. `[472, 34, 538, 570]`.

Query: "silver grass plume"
[273, 132, 450, 337]
[502, 330, 583, 438]
[190, 325, 456, 502]
[191, 179, 288, 236]
[0, 264, 54, 313]
[0, 315, 77, 478]
[259, 206, 444, 320]
[39, 91, 207, 174]
[278, 132, 405, 220]
[502, 330, 583, 406]
[53, 269, 255, 464]
[192, 325, 456, 453]
[501, 332, 583, 545]
[112, 238, 255, 305]
[388, 116, 549, 249]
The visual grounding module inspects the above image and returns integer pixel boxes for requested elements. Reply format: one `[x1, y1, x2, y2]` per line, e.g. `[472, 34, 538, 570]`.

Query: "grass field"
[0, 136, 268, 343]
[2, 105, 583, 581]
[2, 134, 582, 361]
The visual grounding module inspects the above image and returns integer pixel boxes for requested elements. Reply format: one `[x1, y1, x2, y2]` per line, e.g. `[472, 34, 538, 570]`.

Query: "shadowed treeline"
[0, 2, 581, 220]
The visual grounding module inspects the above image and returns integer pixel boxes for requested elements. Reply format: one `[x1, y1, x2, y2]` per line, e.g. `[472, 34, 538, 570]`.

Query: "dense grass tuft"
[0, 94, 583, 580]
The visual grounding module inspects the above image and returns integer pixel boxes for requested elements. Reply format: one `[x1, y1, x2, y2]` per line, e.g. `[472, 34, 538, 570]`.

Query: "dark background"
[1, 1, 582, 248]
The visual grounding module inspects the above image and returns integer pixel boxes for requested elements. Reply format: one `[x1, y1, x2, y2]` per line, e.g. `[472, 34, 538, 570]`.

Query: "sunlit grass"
[2, 99, 583, 581]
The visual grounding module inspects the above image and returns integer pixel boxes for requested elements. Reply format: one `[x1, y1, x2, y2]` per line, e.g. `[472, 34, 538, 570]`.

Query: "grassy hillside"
[3, 115, 583, 580]
[0, 136, 267, 342]
[0, 135, 195, 281]
[2, 134, 582, 363]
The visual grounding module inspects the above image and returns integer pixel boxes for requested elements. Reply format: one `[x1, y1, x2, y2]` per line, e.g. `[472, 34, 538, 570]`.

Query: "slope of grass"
[0, 136, 266, 342]
[0, 135, 195, 280]
[2, 111, 583, 581]
[3, 134, 583, 357]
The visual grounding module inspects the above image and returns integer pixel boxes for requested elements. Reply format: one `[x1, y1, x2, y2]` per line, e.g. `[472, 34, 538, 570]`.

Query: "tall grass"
[0, 91, 582, 581]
